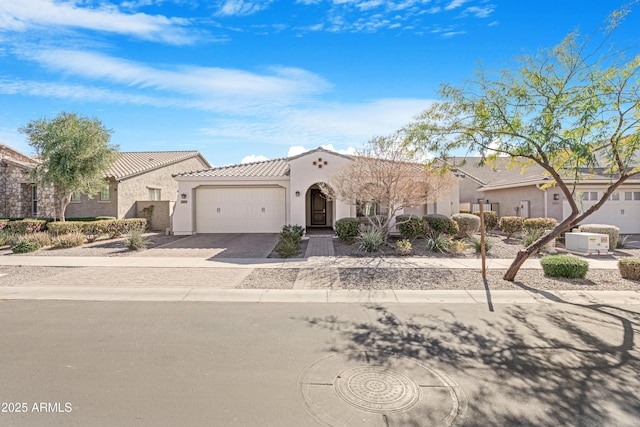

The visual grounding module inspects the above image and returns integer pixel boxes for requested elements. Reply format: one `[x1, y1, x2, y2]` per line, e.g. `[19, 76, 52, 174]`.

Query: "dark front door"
[310, 189, 326, 225]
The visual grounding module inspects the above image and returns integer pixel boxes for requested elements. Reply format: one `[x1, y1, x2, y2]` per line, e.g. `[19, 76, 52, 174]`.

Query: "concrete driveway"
[133, 233, 279, 258]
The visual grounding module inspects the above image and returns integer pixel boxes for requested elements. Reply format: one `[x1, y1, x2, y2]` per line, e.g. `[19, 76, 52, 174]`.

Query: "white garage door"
[196, 187, 285, 233]
[563, 190, 640, 234]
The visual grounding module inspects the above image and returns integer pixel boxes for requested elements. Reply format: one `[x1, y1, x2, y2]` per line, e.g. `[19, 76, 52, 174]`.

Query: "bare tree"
[321, 135, 456, 241]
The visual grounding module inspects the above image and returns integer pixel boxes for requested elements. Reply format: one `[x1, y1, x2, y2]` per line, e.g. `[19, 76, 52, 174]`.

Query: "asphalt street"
[1, 299, 639, 427]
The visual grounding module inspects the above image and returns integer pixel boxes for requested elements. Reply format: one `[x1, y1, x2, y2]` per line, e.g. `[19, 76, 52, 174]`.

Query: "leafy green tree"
[404, 7, 640, 280]
[20, 112, 119, 221]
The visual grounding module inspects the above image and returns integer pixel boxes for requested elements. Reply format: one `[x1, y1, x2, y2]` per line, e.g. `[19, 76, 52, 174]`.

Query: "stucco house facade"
[0, 143, 56, 219]
[172, 147, 460, 235]
[66, 151, 211, 229]
[454, 157, 640, 233]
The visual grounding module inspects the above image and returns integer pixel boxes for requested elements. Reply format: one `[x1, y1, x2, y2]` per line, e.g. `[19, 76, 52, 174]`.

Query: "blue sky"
[0, 1, 638, 166]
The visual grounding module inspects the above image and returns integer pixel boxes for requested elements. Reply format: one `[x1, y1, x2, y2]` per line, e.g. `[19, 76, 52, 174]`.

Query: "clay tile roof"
[108, 151, 210, 180]
[176, 158, 290, 178]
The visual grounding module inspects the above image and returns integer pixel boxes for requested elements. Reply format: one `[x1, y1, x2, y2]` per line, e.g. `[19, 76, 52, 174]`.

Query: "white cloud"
[217, 0, 274, 16]
[287, 146, 308, 157]
[241, 154, 269, 163]
[0, 0, 193, 44]
[444, 0, 470, 11]
[463, 6, 494, 18]
[287, 144, 357, 157]
[25, 49, 331, 103]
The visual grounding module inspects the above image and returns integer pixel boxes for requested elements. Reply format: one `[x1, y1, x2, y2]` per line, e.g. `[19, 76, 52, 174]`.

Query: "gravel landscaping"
[237, 269, 298, 289]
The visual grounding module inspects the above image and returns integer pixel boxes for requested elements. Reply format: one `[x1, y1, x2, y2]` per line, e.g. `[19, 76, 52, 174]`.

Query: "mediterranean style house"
[172, 147, 460, 235]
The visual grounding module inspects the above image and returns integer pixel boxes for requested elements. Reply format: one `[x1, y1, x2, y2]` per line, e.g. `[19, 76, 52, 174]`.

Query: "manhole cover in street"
[334, 366, 419, 413]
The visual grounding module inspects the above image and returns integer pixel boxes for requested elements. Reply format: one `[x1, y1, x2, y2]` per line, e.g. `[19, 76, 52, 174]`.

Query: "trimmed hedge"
[540, 255, 589, 279]
[451, 213, 480, 238]
[473, 211, 499, 232]
[524, 217, 558, 232]
[46, 218, 147, 241]
[8, 219, 47, 234]
[618, 258, 640, 281]
[423, 214, 458, 236]
[578, 224, 619, 251]
[335, 217, 360, 242]
[499, 216, 524, 238]
[396, 215, 428, 240]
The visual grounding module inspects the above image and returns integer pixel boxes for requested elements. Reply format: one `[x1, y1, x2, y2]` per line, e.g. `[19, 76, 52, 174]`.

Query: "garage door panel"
[196, 187, 285, 233]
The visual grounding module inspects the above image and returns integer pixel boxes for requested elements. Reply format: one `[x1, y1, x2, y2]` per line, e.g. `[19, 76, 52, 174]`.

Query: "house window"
[356, 201, 380, 217]
[611, 192, 620, 201]
[625, 192, 633, 201]
[32, 186, 38, 217]
[590, 192, 598, 201]
[99, 187, 110, 201]
[635, 192, 640, 201]
[582, 192, 589, 201]
[148, 188, 161, 201]
[71, 192, 81, 203]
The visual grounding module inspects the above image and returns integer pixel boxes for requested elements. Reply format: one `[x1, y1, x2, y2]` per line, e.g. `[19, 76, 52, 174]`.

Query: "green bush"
[447, 239, 468, 255]
[524, 217, 558, 232]
[282, 224, 305, 239]
[452, 213, 480, 238]
[275, 235, 300, 257]
[11, 238, 42, 253]
[540, 255, 589, 279]
[578, 224, 619, 251]
[82, 221, 109, 242]
[617, 235, 630, 249]
[335, 217, 361, 242]
[9, 219, 47, 234]
[470, 236, 493, 253]
[106, 219, 148, 239]
[473, 211, 499, 232]
[499, 216, 524, 238]
[396, 215, 428, 240]
[618, 258, 640, 280]
[425, 234, 451, 253]
[395, 239, 412, 255]
[522, 229, 545, 248]
[65, 216, 116, 222]
[52, 232, 86, 248]
[47, 221, 85, 236]
[424, 214, 458, 236]
[357, 229, 384, 253]
[0, 229, 13, 246]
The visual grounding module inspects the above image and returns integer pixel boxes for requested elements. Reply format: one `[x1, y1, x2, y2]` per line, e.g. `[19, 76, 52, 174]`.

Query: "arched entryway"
[305, 183, 335, 230]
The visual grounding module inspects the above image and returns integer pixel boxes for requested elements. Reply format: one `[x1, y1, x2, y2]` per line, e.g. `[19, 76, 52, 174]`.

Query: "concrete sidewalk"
[1, 286, 639, 304]
[0, 255, 622, 269]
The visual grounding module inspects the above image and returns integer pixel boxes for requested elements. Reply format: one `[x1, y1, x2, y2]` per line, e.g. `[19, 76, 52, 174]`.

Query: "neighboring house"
[172, 147, 459, 235]
[453, 157, 640, 233]
[66, 151, 211, 230]
[0, 143, 56, 219]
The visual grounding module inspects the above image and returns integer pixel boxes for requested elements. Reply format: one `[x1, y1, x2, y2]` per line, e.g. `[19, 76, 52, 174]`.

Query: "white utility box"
[564, 232, 610, 255]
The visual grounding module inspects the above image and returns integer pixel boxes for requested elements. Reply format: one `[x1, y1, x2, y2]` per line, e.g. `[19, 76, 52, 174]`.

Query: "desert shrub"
[578, 224, 619, 251]
[522, 229, 545, 248]
[452, 213, 480, 238]
[470, 236, 493, 253]
[106, 219, 147, 239]
[357, 229, 384, 253]
[11, 237, 43, 253]
[618, 258, 640, 280]
[125, 227, 147, 251]
[282, 224, 305, 239]
[424, 214, 458, 236]
[9, 219, 47, 234]
[275, 236, 299, 257]
[616, 235, 630, 249]
[459, 209, 472, 214]
[47, 221, 84, 236]
[395, 239, 412, 255]
[396, 215, 428, 240]
[335, 217, 360, 242]
[473, 211, 499, 232]
[499, 216, 524, 238]
[0, 229, 14, 246]
[447, 239, 468, 255]
[540, 255, 588, 279]
[52, 232, 86, 248]
[0, 219, 8, 230]
[425, 234, 451, 253]
[524, 217, 558, 232]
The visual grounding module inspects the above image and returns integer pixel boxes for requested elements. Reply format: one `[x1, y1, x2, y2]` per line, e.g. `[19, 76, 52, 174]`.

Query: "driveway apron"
[132, 233, 279, 258]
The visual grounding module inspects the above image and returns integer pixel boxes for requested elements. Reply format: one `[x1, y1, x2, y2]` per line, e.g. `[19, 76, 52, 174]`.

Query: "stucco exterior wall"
[137, 200, 173, 231]
[482, 185, 546, 218]
[65, 181, 118, 218]
[117, 157, 208, 219]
